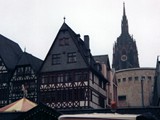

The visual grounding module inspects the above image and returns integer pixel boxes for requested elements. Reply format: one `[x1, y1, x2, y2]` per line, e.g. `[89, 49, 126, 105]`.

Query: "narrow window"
[122, 78, 126, 82]
[118, 95, 126, 101]
[17, 67, 23, 75]
[0, 59, 3, 66]
[118, 79, 121, 83]
[99, 96, 105, 108]
[52, 54, 61, 65]
[92, 73, 94, 83]
[128, 77, 132, 81]
[64, 38, 69, 45]
[135, 76, 139, 81]
[59, 37, 69, 46]
[59, 38, 65, 46]
[148, 76, 152, 80]
[67, 52, 77, 63]
[25, 66, 31, 74]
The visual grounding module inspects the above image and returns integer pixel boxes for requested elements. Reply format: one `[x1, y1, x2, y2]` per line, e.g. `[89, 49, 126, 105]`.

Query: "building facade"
[0, 22, 113, 110]
[116, 68, 155, 107]
[38, 22, 111, 109]
[109, 69, 118, 105]
[0, 35, 42, 107]
[9, 52, 42, 103]
[112, 3, 139, 70]
[93, 55, 117, 106]
[0, 35, 23, 107]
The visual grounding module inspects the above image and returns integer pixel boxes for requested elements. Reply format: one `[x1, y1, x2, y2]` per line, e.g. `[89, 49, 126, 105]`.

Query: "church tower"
[112, 3, 139, 70]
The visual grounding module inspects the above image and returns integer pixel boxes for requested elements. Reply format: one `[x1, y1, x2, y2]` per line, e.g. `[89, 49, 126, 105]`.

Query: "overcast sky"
[0, 0, 160, 68]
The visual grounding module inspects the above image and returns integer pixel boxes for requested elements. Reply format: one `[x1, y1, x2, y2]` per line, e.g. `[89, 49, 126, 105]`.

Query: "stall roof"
[0, 98, 37, 112]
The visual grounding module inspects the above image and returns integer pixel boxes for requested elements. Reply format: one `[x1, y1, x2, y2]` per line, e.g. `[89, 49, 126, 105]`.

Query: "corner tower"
[112, 3, 139, 70]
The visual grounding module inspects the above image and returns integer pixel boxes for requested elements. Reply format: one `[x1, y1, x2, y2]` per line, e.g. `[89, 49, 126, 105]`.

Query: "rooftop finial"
[63, 16, 66, 23]
[24, 46, 26, 52]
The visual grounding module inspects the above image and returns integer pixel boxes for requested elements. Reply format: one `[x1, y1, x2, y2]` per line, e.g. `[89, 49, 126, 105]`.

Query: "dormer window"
[17, 67, 23, 75]
[96, 63, 102, 72]
[25, 66, 31, 74]
[59, 37, 69, 46]
[52, 54, 61, 65]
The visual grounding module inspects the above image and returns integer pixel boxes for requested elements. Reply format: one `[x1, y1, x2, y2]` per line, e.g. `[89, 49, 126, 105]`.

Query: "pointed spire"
[122, 2, 127, 23]
[123, 2, 126, 17]
[121, 2, 129, 34]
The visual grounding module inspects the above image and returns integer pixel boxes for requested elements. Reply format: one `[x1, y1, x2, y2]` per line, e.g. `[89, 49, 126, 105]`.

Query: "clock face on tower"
[121, 55, 127, 61]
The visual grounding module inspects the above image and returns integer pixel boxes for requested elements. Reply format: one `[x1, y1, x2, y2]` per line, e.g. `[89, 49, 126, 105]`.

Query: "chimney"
[84, 35, 90, 49]
[84, 35, 90, 63]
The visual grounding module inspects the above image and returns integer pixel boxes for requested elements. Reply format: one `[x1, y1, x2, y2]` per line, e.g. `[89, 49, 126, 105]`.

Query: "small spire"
[121, 2, 129, 34]
[63, 16, 66, 23]
[123, 2, 126, 16]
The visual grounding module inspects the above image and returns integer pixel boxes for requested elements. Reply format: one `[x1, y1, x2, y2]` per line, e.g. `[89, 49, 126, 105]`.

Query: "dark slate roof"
[93, 55, 111, 70]
[0, 34, 23, 70]
[44, 22, 109, 82]
[59, 22, 95, 67]
[0, 112, 24, 120]
[17, 52, 43, 73]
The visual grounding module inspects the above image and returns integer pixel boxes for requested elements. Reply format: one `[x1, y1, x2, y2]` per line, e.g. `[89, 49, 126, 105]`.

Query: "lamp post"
[141, 76, 145, 107]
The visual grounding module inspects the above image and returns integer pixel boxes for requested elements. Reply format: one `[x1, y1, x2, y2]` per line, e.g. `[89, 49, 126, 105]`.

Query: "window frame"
[118, 95, 126, 101]
[52, 54, 61, 65]
[59, 37, 69, 46]
[67, 52, 77, 63]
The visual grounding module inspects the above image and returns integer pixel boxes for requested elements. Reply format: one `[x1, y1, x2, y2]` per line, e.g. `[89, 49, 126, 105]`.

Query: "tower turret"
[112, 3, 139, 70]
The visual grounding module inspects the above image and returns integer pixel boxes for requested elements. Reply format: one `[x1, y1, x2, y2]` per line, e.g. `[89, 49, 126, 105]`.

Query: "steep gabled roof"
[17, 52, 43, 73]
[93, 55, 111, 70]
[61, 23, 110, 82]
[0, 34, 23, 70]
[41, 22, 91, 70]
[41, 22, 109, 82]
[59, 22, 96, 68]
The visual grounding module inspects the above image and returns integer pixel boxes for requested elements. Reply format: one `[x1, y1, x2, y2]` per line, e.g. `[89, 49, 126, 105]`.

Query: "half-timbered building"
[39, 22, 110, 109]
[0, 35, 23, 107]
[93, 55, 113, 106]
[9, 52, 42, 103]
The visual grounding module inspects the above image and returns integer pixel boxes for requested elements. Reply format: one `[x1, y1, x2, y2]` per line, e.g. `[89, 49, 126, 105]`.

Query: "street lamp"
[141, 76, 145, 107]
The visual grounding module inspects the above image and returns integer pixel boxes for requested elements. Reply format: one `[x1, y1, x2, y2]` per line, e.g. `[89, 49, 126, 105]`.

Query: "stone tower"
[112, 3, 139, 70]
